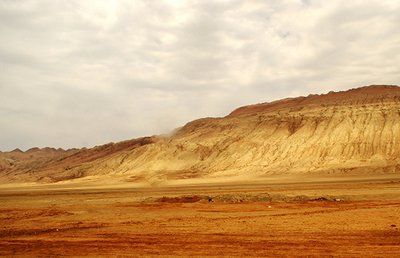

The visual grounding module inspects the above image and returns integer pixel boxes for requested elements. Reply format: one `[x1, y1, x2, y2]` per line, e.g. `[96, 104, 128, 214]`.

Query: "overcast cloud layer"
[0, 0, 399, 151]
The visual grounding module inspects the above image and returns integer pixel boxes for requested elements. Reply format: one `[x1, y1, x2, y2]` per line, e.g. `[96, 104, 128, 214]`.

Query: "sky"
[0, 0, 399, 151]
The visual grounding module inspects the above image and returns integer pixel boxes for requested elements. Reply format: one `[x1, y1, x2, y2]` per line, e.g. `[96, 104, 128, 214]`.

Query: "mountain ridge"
[1, 85, 399, 184]
[228, 85, 400, 117]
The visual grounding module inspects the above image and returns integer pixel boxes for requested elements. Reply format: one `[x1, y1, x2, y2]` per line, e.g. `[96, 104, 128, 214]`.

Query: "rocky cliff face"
[1, 85, 399, 183]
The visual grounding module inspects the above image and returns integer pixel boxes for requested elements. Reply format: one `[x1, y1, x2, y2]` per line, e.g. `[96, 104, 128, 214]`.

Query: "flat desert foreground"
[1, 176, 400, 256]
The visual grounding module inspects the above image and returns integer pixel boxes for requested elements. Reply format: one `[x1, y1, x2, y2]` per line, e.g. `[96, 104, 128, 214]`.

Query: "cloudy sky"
[0, 0, 399, 151]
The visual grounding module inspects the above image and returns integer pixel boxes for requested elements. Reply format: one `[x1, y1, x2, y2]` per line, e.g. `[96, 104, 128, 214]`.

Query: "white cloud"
[0, 0, 399, 150]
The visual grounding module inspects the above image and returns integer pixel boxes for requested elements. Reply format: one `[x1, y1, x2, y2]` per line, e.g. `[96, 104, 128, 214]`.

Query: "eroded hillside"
[1, 85, 399, 184]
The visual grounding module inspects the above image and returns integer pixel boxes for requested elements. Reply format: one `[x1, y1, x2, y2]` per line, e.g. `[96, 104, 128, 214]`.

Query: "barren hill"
[1, 85, 399, 184]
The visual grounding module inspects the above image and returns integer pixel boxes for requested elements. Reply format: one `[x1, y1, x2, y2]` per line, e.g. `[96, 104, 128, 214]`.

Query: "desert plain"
[1, 85, 400, 256]
[1, 174, 400, 256]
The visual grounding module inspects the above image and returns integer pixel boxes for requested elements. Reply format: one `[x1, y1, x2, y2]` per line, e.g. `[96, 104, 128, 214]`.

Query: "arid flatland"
[1, 176, 400, 256]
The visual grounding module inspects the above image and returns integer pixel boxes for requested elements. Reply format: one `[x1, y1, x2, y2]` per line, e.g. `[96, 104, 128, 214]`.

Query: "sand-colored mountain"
[1, 85, 399, 184]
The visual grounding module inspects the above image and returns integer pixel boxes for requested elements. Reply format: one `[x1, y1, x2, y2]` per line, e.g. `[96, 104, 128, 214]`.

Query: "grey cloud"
[0, 0, 399, 151]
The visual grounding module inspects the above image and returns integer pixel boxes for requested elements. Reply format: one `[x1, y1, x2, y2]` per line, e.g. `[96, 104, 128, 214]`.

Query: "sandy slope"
[1, 85, 399, 184]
